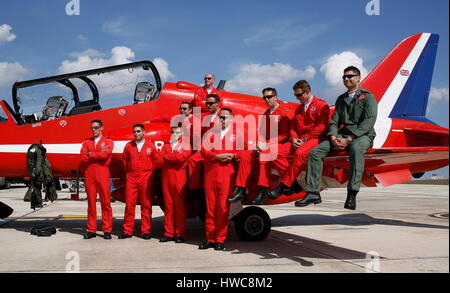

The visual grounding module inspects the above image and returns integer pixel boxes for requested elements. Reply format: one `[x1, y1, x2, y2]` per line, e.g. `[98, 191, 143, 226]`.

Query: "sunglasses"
[219, 115, 231, 120]
[133, 130, 142, 133]
[205, 101, 217, 106]
[262, 95, 275, 100]
[294, 91, 307, 98]
[342, 74, 359, 79]
[180, 107, 189, 110]
[204, 77, 213, 80]
[91, 126, 101, 130]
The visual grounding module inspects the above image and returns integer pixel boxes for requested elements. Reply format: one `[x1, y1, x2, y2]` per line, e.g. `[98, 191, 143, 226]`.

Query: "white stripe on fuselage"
[0, 141, 165, 154]
[373, 33, 431, 149]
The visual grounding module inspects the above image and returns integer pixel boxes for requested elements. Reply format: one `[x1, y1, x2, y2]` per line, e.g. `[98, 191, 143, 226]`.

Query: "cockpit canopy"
[12, 61, 162, 125]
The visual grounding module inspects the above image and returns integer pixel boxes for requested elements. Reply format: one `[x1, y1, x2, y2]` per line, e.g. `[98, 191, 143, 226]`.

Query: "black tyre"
[234, 206, 271, 241]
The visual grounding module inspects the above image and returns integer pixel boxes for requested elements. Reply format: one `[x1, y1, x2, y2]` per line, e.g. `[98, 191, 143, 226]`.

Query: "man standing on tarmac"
[80, 120, 114, 239]
[119, 124, 158, 239]
[158, 126, 192, 243]
[298, 66, 377, 210]
[199, 108, 242, 251]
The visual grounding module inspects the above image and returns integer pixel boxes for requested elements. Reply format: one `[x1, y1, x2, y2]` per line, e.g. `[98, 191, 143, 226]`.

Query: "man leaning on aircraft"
[298, 66, 378, 210]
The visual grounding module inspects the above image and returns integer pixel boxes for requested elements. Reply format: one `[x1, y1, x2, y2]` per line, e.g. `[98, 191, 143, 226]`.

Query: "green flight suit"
[306, 87, 378, 192]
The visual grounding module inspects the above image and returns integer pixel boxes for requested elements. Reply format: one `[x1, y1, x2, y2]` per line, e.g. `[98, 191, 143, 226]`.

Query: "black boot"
[251, 187, 268, 205]
[294, 192, 322, 207]
[344, 190, 358, 210]
[266, 183, 289, 200]
[83, 232, 96, 239]
[282, 181, 303, 196]
[227, 187, 246, 203]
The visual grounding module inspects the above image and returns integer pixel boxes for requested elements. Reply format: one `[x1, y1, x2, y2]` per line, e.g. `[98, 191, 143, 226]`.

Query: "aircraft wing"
[322, 146, 449, 187]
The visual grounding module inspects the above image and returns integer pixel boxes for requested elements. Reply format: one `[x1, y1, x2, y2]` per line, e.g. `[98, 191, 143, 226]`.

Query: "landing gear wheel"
[234, 206, 271, 241]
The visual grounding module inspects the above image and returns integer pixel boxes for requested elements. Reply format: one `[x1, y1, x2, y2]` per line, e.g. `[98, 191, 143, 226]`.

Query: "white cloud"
[153, 57, 176, 81]
[76, 34, 87, 41]
[58, 46, 174, 96]
[68, 48, 105, 58]
[320, 51, 369, 101]
[427, 87, 449, 114]
[102, 17, 127, 36]
[429, 87, 449, 104]
[244, 20, 330, 51]
[227, 62, 316, 95]
[0, 62, 30, 87]
[0, 24, 16, 44]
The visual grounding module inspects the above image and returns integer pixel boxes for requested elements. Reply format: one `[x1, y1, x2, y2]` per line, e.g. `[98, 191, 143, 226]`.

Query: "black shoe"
[344, 190, 358, 210]
[214, 242, 225, 251]
[160, 236, 175, 242]
[289, 181, 303, 194]
[175, 237, 184, 243]
[83, 232, 96, 239]
[118, 233, 132, 239]
[227, 187, 246, 203]
[267, 183, 289, 200]
[198, 240, 215, 249]
[142, 233, 151, 240]
[294, 192, 322, 207]
[251, 187, 268, 205]
[103, 232, 112, 240]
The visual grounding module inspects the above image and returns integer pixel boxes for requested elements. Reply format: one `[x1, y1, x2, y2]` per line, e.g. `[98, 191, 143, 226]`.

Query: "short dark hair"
[292, 80, 311, 92]
[262, 87, 277, 96]
[181, 101, 193, 109]
[91, 120, 103, 126]
[206, 94, 220, 103]
[344, 66, 361, 76]
[133, 124, 145, 131]
[221, 108, 233, 115]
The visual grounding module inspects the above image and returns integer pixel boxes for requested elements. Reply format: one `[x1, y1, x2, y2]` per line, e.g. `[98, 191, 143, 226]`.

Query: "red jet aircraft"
[0, 33, 448, 241]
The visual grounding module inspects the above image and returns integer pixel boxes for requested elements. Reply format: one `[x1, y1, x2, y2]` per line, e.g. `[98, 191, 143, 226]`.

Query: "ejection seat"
[41, 96, 69, 121]
[134, 82, 156, 104]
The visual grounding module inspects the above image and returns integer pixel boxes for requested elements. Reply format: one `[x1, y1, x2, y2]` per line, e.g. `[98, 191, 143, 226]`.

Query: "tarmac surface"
[0, 183, 448, 273]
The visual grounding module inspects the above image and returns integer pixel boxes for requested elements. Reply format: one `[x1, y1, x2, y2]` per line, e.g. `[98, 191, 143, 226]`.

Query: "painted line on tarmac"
[0, 202, 55, 228]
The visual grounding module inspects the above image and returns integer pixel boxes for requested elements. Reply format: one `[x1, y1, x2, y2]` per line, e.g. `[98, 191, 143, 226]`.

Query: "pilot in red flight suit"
[158, 126, 192, 243]
[228, 87, 293, 204]
[266, 80, 330, 201]
[119, 124, 158, 240]
[199, 108, 243, 251]
[80, 120, 114, 240]
[188, 94, 222, 190]
[192, 73, 222, 112]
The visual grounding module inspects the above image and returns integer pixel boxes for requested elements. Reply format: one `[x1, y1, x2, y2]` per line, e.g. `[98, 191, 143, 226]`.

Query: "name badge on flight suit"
[357, 94, 366, 101]
[146, 148, 152, 155]
[229, 135, 236, 142]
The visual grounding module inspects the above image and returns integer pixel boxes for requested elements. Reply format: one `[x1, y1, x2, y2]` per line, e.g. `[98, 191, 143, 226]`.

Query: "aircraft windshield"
[0, 107, 7, 123]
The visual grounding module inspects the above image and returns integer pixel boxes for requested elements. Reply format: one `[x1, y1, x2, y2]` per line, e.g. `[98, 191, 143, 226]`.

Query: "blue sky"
[0, 0, 448, 178]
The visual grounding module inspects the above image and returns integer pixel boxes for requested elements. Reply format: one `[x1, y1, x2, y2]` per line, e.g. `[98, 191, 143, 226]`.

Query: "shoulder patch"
[357, 93, 366, 101]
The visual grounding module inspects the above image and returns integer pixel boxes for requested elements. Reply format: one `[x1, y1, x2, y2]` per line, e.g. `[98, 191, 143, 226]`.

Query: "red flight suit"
[188, 110, 221, 189]
[192, 87, 222, 113]
[281, 96, 330, 186]
[80, 136, 114, 233]
[201, 124, 243, 244]
[236, 103, 293, 188]
[158, 141, 192, 238]
[122, 139, 158, 235]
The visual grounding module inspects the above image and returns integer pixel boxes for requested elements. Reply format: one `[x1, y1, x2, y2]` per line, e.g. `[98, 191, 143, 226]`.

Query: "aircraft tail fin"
[361, 33, 439, 124]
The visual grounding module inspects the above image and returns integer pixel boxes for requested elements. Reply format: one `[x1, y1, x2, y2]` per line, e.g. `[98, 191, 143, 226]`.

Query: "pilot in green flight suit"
[296, 66, 378, 210]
